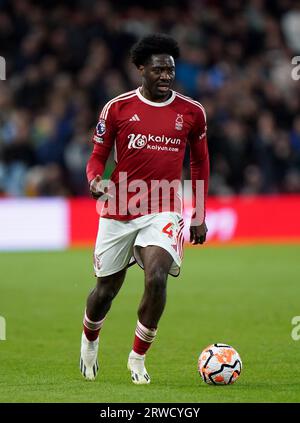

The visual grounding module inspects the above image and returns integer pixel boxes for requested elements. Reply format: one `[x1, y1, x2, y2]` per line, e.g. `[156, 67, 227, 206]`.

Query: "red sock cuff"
[133, 320, 157, 355]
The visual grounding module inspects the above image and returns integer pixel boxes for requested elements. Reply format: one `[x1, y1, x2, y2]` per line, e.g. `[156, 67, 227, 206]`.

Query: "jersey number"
[162, 223, 173, 238]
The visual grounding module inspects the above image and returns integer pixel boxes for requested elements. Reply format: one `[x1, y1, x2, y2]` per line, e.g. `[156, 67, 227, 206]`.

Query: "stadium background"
[0, 0, 300, 403]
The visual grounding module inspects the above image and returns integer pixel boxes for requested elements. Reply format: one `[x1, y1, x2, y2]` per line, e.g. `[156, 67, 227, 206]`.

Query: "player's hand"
[190, 222, 208, 245]
[89, 175, 106, 199]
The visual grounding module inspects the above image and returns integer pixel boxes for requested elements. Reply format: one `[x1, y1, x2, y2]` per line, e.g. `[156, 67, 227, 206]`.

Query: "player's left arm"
[188, 107, 210, 245]
[86, 103, 117, 199]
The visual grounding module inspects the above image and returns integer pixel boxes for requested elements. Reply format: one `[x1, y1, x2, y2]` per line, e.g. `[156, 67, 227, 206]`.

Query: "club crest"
[175, 114, 183, 130]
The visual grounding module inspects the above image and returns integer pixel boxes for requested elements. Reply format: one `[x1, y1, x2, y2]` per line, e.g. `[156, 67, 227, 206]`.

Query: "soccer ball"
[198, 343, 242, 385]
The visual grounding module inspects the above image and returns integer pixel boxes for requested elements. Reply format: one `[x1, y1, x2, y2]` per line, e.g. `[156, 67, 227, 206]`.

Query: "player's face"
[139, 54, 175, 101]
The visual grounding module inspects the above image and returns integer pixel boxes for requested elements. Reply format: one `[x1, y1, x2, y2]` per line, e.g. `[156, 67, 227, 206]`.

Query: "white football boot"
[127, 350, 151, 385]
[80, 332, 99, 380]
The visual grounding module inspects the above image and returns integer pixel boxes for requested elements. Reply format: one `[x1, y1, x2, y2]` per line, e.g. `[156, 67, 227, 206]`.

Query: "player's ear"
[138, 65, 145, 75]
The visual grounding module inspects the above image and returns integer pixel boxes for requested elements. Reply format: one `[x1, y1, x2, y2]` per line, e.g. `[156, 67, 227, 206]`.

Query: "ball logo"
[128, 133, 147, 149]
[96, 119, 106, 136]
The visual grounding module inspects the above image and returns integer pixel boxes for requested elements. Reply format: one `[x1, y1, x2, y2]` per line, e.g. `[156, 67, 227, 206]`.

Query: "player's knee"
[145, 267, 167, 295]
[95, 281, 117, 304]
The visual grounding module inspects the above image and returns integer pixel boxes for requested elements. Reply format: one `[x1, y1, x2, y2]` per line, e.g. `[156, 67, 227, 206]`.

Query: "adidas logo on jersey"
[129, 114, 140, 121]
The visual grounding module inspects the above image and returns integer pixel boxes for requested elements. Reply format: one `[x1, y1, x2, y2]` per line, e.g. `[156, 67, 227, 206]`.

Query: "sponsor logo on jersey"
[128, 133, 181, 149]
[175, 114, 184, 130]
[128, 134, 148, 149]
[96, 119, 106, 136]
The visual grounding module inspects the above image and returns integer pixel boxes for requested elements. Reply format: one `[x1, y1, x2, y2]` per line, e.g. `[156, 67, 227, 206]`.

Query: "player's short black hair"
[130, 33, 180, 67]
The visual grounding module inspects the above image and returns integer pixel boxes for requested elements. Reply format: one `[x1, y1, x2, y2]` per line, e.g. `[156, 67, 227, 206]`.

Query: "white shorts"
[93, 212, 184, 277]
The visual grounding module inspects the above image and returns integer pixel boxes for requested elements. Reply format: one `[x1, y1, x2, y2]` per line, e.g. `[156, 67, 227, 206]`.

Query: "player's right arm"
[86, 103, 117, 199]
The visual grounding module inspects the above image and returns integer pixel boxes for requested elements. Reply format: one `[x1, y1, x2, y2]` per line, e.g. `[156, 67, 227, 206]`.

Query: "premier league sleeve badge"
[96, 119, 106, 136]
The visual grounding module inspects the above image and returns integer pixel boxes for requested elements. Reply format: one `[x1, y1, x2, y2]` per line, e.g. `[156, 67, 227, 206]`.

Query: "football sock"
[83, 310, 106, 341]
[133, 320, 157, 355]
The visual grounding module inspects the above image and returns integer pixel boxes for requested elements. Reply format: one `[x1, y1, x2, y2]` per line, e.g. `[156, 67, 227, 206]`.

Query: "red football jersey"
[87, 88, 209, 221]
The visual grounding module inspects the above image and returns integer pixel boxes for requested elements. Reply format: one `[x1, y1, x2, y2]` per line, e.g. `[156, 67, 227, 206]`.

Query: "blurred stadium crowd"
[0, 0, 300, 197]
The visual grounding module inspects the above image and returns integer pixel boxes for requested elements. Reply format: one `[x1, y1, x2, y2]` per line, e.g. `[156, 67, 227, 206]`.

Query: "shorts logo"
[93, 253, 102, 271]
[96, 119, 106, 136]
[175, 114, 183, 130]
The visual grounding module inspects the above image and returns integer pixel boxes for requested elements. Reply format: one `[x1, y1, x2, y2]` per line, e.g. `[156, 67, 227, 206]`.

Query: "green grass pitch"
[0, 245, 300, 403]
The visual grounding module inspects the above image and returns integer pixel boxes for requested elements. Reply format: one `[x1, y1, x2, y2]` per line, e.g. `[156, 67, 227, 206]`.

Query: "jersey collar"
[136, 87, 176, 107]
